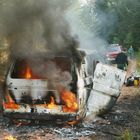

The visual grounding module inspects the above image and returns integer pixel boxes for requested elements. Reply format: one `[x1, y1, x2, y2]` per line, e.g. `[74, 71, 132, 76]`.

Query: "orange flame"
[47, 96, 58, 109]
[3, 95, 20, 109]
[3, 103, 20, 110]
[25, 66, 32, 79]
[61, 90, 78, 112]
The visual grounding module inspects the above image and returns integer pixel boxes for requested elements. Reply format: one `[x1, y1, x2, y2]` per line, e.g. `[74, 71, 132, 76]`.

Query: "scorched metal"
[2, 50, 126, 124]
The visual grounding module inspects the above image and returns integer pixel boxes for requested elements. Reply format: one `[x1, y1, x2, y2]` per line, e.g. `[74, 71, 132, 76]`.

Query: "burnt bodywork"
[3, 51, 92, 123]
[3, 50, 126, 123]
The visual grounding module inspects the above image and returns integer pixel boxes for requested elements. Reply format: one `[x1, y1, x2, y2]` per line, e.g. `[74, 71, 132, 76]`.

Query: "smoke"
[66, 0, 117, 59]
[0, 0, 85, 103]
[0, 0, 116, 63]
[0, 0, 79, 58]
[28, 57, 72, 89]
[0, 0, 116, 98]
[27, 57, 72, 103]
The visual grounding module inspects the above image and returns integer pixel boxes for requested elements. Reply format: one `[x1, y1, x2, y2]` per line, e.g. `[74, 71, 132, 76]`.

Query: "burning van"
[2, 50, 126, 124]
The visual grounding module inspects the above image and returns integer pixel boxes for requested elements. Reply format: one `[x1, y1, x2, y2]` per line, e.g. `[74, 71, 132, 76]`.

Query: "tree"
[77, 0, 140, 50]
[109, 0, 140, 50]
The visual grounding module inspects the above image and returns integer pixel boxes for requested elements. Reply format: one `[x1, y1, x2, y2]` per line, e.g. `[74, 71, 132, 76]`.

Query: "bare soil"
[0, 60, 139, 140]
[90, 59, 140, 140]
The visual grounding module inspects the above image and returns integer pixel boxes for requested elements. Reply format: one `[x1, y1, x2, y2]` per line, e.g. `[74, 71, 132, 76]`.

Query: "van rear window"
[11, 57, 71, 79]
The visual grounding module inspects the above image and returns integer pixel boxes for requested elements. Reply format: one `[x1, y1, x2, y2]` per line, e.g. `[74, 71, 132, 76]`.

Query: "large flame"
[61, 89, 78, 112]
[40, 90, 78, 113]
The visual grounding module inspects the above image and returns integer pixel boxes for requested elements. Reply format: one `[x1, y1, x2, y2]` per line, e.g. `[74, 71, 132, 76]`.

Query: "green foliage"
[122, 129, 133, 140]
[77, 0, 140, 50]
[116, 129, 133, 140]
[108, 0, 140, 50]
[116, 129, 140, 140]
[124, 33, 133, 47]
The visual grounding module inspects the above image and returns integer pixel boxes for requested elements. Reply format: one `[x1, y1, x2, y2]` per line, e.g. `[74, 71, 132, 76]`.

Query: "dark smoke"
[0, 0, 85, 101]
[0, 0, 80, 59]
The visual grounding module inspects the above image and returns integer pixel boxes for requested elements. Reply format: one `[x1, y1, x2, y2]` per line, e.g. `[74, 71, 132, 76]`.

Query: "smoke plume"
[0, 0, 79, 58]
[0, 0, 85, 103]
[66, 0, 117, 60]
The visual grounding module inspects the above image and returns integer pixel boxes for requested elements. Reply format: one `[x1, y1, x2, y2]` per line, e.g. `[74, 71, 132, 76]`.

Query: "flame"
[3, 102, 20, 109]
[24, 65, 42, 79]
[4, 135, 17, 140]
[47, 96, 58, 109]
[5, 94, 15, 103]
[38, 90, 78, 113]
[61, 90, 78, 112]
[3, 95, 20, 109]
[25, 66, 32, 79]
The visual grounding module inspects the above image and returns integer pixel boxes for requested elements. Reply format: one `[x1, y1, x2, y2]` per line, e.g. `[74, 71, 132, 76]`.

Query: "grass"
[117, 129, 133, 140]
[116, 129, 140, 140]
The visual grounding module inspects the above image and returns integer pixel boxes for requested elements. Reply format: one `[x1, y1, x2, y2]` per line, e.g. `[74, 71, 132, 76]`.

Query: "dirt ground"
[90, 59, 140, 140]
[92, 84, 140, 140]
[0, 60, 139, 140]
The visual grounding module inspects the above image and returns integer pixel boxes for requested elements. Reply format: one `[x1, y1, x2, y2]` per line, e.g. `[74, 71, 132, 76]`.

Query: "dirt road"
[91, 59, 140, 139]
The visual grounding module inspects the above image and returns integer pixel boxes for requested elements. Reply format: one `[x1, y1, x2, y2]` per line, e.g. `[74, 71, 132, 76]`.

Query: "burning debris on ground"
[0, 116, 96, 140]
